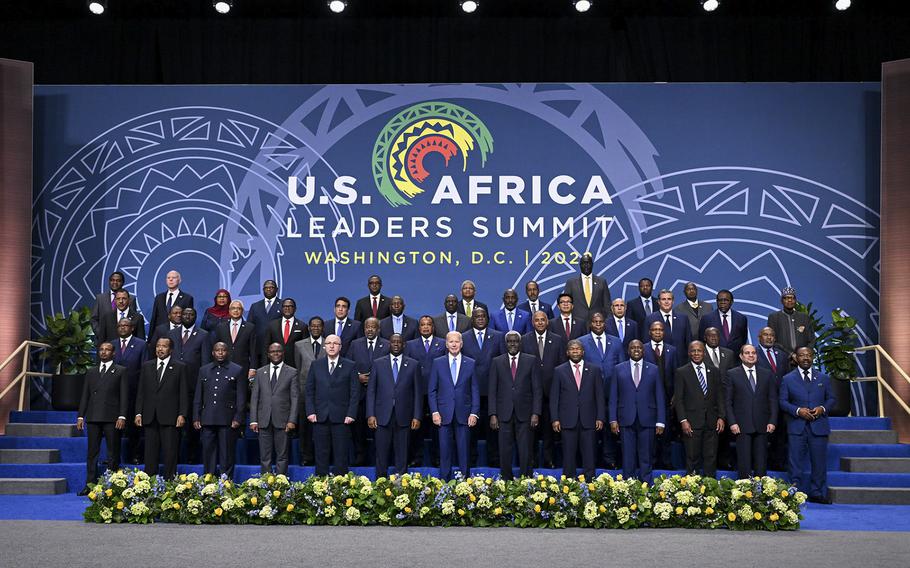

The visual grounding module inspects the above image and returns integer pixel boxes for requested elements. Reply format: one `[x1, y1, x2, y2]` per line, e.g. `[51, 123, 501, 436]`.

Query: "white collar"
[157, 356, 171, 367]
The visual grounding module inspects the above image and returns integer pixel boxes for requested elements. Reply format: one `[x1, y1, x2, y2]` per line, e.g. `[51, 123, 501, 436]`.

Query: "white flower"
[394, 494, 410, 509]
[763, 479, 778, 495]
[121, 488, 135, 500]
[654, 502, 673, 521]
[568, 494, 580, 506]
[552, 512, 568, 527]
[129, 502, 149, 516]
[244, 477, 262, 488]
[686, 506, 701, 516]
[259, 505, 273, 518]
[675, 490, 694, 505]
[186, 473, 199, 482]
[795, 492, 807, 505]
[313, 480, 327, 495]
[477, 495, 492, 509]
[785, 511, 799, 524]
[134, 480, 150, 494]
[454, 482, 472, 496]
[324, 506, 336, 517]
[738, 505, 753, 520]
[113, 478, 127, 488]
[772, 498, 787, 513]
[201, 484, 217, 496]
[345, 506, 361, 521]
[706, 496, 719, 507]
[221, 498, 234, 511]
[419, 506, 430, 518]
[274, 474, 289, 486]
[531, 491, 547, 503]
[583, 502, 599, 521]
[175, 484, 187, 494]
[641, 499, 652, 510]
[616, 507, 631, 524]
[187, 499, 202, 515]
[100, 508, 112, 521]
[441, 501, 455, 515]
[730, 489, 743, 501]
[359, 485, 373, 497]
[378, 512, 390, 523]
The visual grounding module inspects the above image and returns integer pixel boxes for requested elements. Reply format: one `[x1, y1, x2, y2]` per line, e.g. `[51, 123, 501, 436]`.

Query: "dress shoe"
[809, 495, 832, 505]
[77, 487, 90, 496]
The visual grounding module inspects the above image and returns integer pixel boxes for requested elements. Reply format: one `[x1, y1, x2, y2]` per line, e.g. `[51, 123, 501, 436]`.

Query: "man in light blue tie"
[428, 331, 480, 480]
[433, 294, 469, 339]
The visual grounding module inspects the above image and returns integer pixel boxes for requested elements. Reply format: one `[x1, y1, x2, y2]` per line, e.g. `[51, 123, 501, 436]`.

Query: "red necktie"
[510, 356, 517, 381]
[766, 348, 777, 373]
[372, 297, 378, 317]
[283, 319, 291, 343]
[564, 318, 571, 338]
[654, 343, 662, 358]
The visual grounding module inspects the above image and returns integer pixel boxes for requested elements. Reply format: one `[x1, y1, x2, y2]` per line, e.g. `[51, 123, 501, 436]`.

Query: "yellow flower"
[560, 475, 566, 481]
[458, 509, 465, 517]
[251, 497, 258, 506]
[469, 494, 476, 502]
[494, 507, 502, 515]
[537, 475, 544, 481]
[273, 490, 281, 498]
[173, 503, 181, 510]
[185, 482, 192, 489]
[224, 481, 232, 489]
[325, 496, 333, 505]
[700, 485, 706, 494]
[598, 505, 606, 513]
[534, 505, 541, 513]
[678, 477, 686, 486]
[642, 482, 648, 489]
[770, 513, 779, 522]
[754, 512, 762, 520]
[385, 489, 392, 497]
[728, 512, 736, 521]
[204, 473, 212, 482]
[617, 474, 623, 481]
[745, 491, 753, 499]
[215, 508, 223, 517]
[345, 498, 353, 507]
[267, 475, 275, 484]
[88, 492, 96, 501]
[578, 474, 585, 482]
[589, 483, 597, 491]
[781, 490, 789, 498]
[401, 478, 409, 488]
[675, 506, 683, 515]
[705, 507, 714, 515]
[105, 489, 113, 497]
[485, 478, 492, 485]
[404, 507, 412, 514]
[563, 485, 570, 494]
[389, 474, 397, 482]
[630, 504, 637, 511]
[116, 501, 124, 510]
[548, 497, 556, 505]
[179, 474, 187, 482]
[659, 491, 666, 499]
[287, 504, 295, 512]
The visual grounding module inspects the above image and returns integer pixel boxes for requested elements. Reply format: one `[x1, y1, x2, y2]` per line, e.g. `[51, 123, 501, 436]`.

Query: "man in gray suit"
[250, 342, 299, 475]
[767, 287, 815, 366]
[674, 282, 713, 339]
[434, 294, 471, 338]
[294, 316, 326, 465]
[562, 253, 611, 322]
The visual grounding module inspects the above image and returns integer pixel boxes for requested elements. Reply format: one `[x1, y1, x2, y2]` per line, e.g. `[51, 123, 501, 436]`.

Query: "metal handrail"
[0, 341, 53, 412]
[852, 345, 910, 419]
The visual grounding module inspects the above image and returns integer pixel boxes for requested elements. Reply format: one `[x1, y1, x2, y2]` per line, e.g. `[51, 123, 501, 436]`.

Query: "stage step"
[830, 486, 910, 505]
[841, 457, 910, 473]
[0, 449, 60, 464]
[9, 411, 77, 424]
[829, 417, 892, 431]
[829, 430, 899, 445]
[3, 423, 79, 438]
[0, 478, 67, 495]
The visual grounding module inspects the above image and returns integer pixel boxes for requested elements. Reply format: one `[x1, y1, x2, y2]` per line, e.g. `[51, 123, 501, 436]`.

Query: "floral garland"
[84, 470, 806, 530]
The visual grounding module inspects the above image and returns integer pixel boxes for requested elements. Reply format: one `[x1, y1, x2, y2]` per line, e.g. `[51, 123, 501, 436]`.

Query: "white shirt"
[651, 341, 663, 352]
[157, 356, 171, 368]
[327, 356, 340, 370]
[269, 362, 284, 376]
[182, 325, 194, 335]
[282, 317, 295, 326]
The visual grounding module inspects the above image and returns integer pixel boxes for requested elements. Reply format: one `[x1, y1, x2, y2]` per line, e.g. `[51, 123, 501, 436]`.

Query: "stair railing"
[852, 345, 910, 418]
[0, 341, 53, 412]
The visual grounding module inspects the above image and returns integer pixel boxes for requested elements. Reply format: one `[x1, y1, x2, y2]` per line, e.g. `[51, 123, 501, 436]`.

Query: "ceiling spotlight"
[460, 1, 478, 14]
[702, 0, 719, 11]
[574, 0, 592, 12]
[834, 0, 851, 10]
[213, 1, 232, 14]
[328, 0, 347, 13]
[87, 0, 106, 15]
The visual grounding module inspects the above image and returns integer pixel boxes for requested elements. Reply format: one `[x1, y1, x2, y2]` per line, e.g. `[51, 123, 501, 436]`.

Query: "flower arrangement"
[83, 469, 805, 530]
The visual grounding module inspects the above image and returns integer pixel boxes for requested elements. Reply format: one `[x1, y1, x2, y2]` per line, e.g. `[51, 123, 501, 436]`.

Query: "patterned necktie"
[465, 302, 472, 318]
[531, 301, 537, 314]
[111, 294, 116, 309]
[265, 299, 271, 313]
[748, 368, 756, 391]
[644, 298, 651, 315]
[511, 356, 517, 381]
[121, 338, 127, 352]
[100, 363, 107, 374]
[574, 364, 582, 390]
[271, 365, 279, 391]
[424, 338, 430, 352]
[183, 329, 190, 344]
[372, 297, 378, 317]
[633, 362, 640, 388]
[654, 343, 662, 359]
[766, 348, 777, 373]
[722, 313, 730, 340]
[450, 357, 458, 385]
[564, 318, 571, 338]
[231, 321, 238, 342]
[283, 319, 291, 343]
[696, 365, 707, 395]
[119, 311, 126, 321]
[329, 360, 336, 374]
[392, 357, 399, 383]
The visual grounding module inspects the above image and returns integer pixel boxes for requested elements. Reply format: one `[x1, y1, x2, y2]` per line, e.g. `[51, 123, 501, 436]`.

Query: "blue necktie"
[336, 320, 343, 337]
[477, 331, 484, 350]
[696, 366, 707, 395]
[392, 357, 399, 384]
[449, 315, 455, 332]
[450, 357, 458, 385]
[424, 338, 430, 353]
[507, 311, 514, 330]
[394, 316, 402, 334]
[596, 336, 604, 358]
[748, 368, 755, 391]
[617, 319, 624, 341]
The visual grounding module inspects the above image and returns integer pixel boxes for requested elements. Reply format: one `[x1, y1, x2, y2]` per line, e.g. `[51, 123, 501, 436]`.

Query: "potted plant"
[38, 306, 96, 410]
[813, 308, 859, 417]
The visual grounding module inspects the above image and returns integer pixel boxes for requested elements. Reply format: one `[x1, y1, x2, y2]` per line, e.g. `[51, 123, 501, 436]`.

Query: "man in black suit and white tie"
[250, 343, 298, 475]
[135, 337, 188, 479]
[724, 344, 778, 479]
[147, 270, 194, 340]
[76, 342, 128, 494]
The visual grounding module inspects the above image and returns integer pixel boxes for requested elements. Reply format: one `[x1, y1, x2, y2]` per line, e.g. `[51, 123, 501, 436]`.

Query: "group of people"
[77, 254, 835, 504]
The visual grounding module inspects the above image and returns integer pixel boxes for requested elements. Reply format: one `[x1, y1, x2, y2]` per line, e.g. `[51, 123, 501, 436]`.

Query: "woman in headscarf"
[201, 289, 231, 332]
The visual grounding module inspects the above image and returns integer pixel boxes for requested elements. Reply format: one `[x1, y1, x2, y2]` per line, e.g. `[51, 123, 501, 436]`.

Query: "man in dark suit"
[293, 316, 326, 466]
[380, 295, 418, 341]
[674, 282, 713, 339]
[674, 341, 726, 477]
[756, 326, 790, 471]
[646, 290, 692, 349]
[780, 347, 835, 504]
[429, 331, 480, 480]
[643, 320, 678, 469]
[90, 271, 137, 341]
[491, 288, 532, 335]
[76, 342, 127, 494]
[326, 296, 362, 356]
[134, 337, 188, 479]
[703, 327, 735, 375]
[263, 298, 309, 366]
[147, 305, 183, 358]
[768, 287, 815, 365]
[169, 307, 210, 464]
[489, 332, 541, 479]
[250, 343, 298, 475]
[147, 270, 194, 340]
[548, 292, 587, 341]
[606, 298, 639, 352]
[97, 289, 145, 345]
[698, 290, 749, 356]
[578, 312, 624, 468]
[521, 311, 567, 468]
[212, 300, 259, 381]
[551, 339, 605, 480]
[625, 278, 656, 335]
[247, 279, 282, 346]
[461, 307, 504, 467]
[457, 280, 488, 319]
[724, 344, 778, 479]
[610, 340, 666, 484]
[405, 316, 447, 467]
[113, 318, 147, 464]
[367, 334, 422, 477]
[354, 274, 392, 328]
[434, 294, 471, 338]
[193, 342, 245, 478]
[562, 253, 611, 323]
[518, 280, 554, 320]
[347, 317, 390, 465]
[306, 334, 359, 475]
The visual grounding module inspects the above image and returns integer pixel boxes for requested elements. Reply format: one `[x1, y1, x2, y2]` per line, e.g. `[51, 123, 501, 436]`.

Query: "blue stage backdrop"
[31, 83, 880, 401]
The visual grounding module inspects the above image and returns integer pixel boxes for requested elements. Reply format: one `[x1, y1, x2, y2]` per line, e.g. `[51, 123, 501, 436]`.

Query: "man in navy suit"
[646, 290, 692, 349]
[347, 317, 390, 465]
[674, 341, 726, 477]
[147, 270, 194, 340]
[305, 334, 359, 476]
[489, 332, 542, 479]
[212, 300, 259, 381]
[522, 311, 566, 468]
[113, 318, 147, 464]
[643, 320, 678, 469]
[548, 292, 587, 341]
[405, 316, 447, 467]
[724, 344, 778, 479]
[169, 307, 210, 464]
[756, 326, 790, 470]
[461, 307, 504, 467]
[491, 288, 532, 335]
[428, 331, 480, 480]
[698, 290, 749, 356]
[97, 289, 145, 345]
[551, 339, 605, 480]
[780, 347, 835, 504]
[457, 280, 488, 319]
[578, 312, 623, 468]
[367, 334, 422, 477]
[247, 279, 282, 346]
[606, 298, 638, 352]
[610, 340, 665, 483]
[354, 274, 392, 328]
[193, 342, 245, 478]
[263, 298, 309, 366]
[518, 280, 554, 320]
[147, 305, 183, 358]
[380, 295, 418, 341]
[326, 296, 362, 356]
[625, 278, 656, 336]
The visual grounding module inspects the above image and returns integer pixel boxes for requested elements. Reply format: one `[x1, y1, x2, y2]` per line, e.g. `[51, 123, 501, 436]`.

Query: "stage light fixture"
[460, 1, 478, 14]
[701, 0, 719, 12]
[87, 1, 106, 15]
[834, 0, 851, 10]
[574, 0, 592, 13]
[328, 1, 347, 13]
[213, 1, 232, 14]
